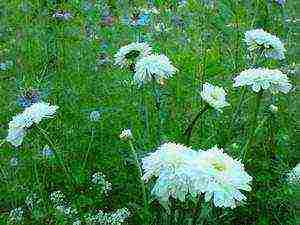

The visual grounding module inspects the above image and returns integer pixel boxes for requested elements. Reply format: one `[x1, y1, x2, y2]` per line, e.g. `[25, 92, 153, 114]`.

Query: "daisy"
[134, 54, 177, 85]
[190, 146, 253, 208]
[244, 29, 286, 60]
[233, 68, 292, 94]
[200, 83, 230, 112]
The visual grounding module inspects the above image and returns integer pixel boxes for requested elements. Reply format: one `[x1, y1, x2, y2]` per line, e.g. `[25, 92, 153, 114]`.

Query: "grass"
[0, 0, 299, 224]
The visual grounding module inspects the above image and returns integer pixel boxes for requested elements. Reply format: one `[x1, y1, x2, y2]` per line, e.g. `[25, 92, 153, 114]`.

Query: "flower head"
[200, 83, 230, 112]
[142, 142, 195, 182]
[190, 146, 253, 208]
[244, 29, 286, 60]
[134, 54, 177, 85]
[287, 163, 300, 184]
[233, 68, 292, 94]
[119, 129, 132, 140]
[114, 42, 152, 69]
[6, 102, 58, 147]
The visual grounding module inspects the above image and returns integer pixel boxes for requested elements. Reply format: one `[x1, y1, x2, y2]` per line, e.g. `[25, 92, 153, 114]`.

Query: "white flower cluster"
[8, 207, 24, 224]
[114, 42, 152, 68]
[287, 163, 300, 184]
[114, 42, 177, 86]
[6, 102, 58, 147]
[142, 143, 252, 209]
[50, 191, 78, 218]
[91, 172, 112, 195]
[233, 68, 292, 94]
[244, 29, 286, 60]
[200, 83, 230, 112]
[134, 54, 177, 86]
[119, 129, 132, 140]
[85, 208, 130, 225]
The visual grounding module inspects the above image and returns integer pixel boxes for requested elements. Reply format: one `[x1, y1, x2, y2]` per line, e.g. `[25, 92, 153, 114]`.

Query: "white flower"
[233, 68, 292, 94]
[114, 42, 152, 68]
[287, 163, 300, 184]
[6, 102, 58, 147]
[142, 142, 196, 182]
[269, 104, 278, 113]
[190, 146, 253, 209]
[142, 142, 197, 205]
[200, 83, 230, 112]
[119, 129, 132, 140]
[23, 102, 58, 124]
[134, 54, 177, 85]
[244, 29, 286, 60]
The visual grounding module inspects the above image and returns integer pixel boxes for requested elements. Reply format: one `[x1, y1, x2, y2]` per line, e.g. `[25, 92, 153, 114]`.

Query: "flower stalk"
[183, 103, 210, 145]
[241, 90, 264, 160]
[128, 139, 149, 225]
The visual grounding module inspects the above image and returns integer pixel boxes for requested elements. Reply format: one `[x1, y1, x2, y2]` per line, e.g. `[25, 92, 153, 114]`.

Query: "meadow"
[0, 0, 299, 224]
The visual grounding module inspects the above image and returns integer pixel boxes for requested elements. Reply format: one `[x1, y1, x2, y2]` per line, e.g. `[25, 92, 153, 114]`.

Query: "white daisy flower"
[114, 42, 152, 68]
[287, 163, 300, 184]
[6, 102, 58, 147]
[244, 29, 286, 60]
[142, 142, 196, 182]
[134, 54, 177, 85]
[200, 83, 230, 112]
[233, 68, 292, 94]
[190, 146, 253, 208]
[142, 142, 198, 205]
[23, 102, 58, 124]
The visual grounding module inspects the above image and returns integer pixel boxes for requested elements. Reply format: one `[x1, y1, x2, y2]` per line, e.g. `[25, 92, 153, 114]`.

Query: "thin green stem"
[128, 139, 149, 225]
[241, 90, 264, 160]
[227, 87, 247, 142]
[183, 103, 210, 145]
[81, 127, 95, 173]
[37, 126, 76, 187]
[151, 77, 161, 143]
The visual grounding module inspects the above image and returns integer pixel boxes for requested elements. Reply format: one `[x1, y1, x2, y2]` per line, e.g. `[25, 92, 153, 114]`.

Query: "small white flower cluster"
[25, 193, 41, 210]
[85, 208, 130, 225]
[8, 207, 24, 224]
[114, 42, 177, 86]
[6, 102, 58, 147]
[142, 143, 252, 209]
[286, 163, 300, 184]
[50, 191, 78, 218]
[233, 68, 292, 94]
[91, 172, 112, 195]
[119, 129, 132, 140]
[114, 42, 152, 68]
[244, 29, 286, 60]
[200, 83, 230, 112]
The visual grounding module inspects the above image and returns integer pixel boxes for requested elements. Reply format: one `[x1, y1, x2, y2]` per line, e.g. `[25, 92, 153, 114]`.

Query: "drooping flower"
[6, 102, 58, 147]
[233, 68, 292, 94]
[244, 29, 286, 60]
[200, 83, 230, 112]
[287, 163, 300, 184]
[134, 54, 177, 85]
[190, 146, 253, 208]
[114, 42, 152, 69]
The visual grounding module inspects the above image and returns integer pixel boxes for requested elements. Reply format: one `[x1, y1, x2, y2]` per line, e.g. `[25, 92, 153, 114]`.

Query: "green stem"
[241, 90, 264, 160]
[128, 139, 149, 225]
[227, 87, 247, 142]
[183, 104, 210, 145]
[81, 127, 95, 173]
[151, 77, 161, 143]
[37, 126, 76, 187]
